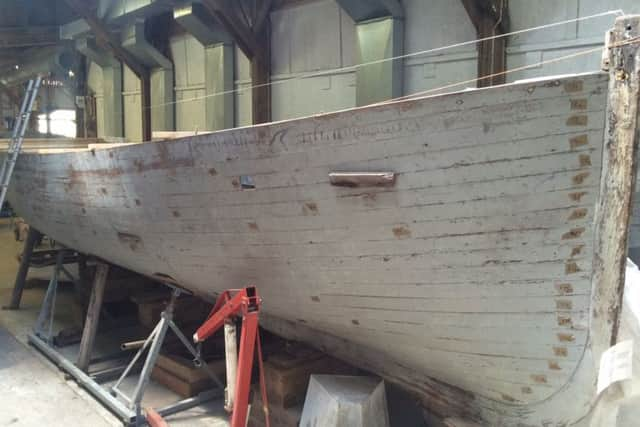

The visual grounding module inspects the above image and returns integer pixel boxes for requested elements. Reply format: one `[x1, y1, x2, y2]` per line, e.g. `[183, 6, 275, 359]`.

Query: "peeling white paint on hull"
[4, 53, 638, 425]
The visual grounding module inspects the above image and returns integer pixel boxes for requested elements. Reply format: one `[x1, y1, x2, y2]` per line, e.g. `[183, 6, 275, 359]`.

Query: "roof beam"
[200, 0, 261, 58]
[0, 26, 59, 49]
[64, 0, 152, 141]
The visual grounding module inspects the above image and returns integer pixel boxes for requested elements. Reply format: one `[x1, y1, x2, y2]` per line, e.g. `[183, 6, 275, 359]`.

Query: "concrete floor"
[0, 219, 229, 426]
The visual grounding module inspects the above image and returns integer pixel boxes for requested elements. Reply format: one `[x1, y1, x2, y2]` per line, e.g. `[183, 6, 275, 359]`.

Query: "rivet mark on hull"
[572, 172, 590, 185]
[303, 202, 319, 215]
[565, 261, 580, 274]
[569, 192, 588, 202]
[117, 232, 143, 251]
[570, 245, 585, 257]
[569, 134, 588, 149]
[568, 208, 587, 221]
[564, 80, 584, 93]
[555, 283, 574, 295]
[548, 361, 562, 371]
[566, 115, 588, 126]
[570, 99, 588, 110]
[562, 227, 585, 239]
[557, 314, 573, 327]
[392, 225, 411, 239]
[557, 333, 575, 342]
[531, 374, 547, 384]
[553, 347, 568, 357]
[579, 154, 592, 167]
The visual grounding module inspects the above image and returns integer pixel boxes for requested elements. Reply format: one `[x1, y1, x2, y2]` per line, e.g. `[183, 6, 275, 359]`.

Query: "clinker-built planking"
[4, 15, 640, 426]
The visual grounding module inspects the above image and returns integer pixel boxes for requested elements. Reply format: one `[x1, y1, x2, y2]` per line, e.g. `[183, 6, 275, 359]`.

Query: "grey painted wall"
[87, 0, 640, 140]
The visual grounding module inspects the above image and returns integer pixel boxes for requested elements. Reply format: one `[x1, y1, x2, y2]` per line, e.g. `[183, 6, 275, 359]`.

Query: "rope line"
[137, 9, 623, 111]
[381, 35, 640, 104]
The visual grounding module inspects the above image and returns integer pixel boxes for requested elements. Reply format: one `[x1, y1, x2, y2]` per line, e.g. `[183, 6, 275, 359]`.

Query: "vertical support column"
[77, 262, 109, 372]
[4, 227, 42, 310]
[141, 72, 152, 141]
[591, 16, 640, 355]
[75, 56, 87, 138]
[355, 17, 403, 106]
[205, 43, 235, 130]
[150, 67, 175, 132]
[475, 14, 506, 87]
[461, 0, 508, 88]
[251, 26, 271, 124]
[102, 64, 124, 138]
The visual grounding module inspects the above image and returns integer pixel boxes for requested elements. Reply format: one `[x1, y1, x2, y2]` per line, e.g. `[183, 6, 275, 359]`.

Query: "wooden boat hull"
[5, 54, 638, 424]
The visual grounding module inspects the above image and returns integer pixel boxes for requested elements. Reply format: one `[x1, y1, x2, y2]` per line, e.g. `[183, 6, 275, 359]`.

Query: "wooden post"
[591, 15, 640, 355]
[461, 0, 508, 87]
[76, 262, 109, 372]
[3, 227, 42, 310]
[251, 26, 271, 124]
[140, 72, 152, 142]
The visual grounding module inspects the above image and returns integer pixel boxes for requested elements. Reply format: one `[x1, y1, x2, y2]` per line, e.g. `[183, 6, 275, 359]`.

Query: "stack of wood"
[130, 291, 211, 330]
[151, 354, 226, 398]
[249, 343, 358, 427]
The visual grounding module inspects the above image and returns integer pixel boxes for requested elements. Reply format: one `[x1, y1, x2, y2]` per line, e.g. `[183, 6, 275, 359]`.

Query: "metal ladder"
[0, 77, 42, 209]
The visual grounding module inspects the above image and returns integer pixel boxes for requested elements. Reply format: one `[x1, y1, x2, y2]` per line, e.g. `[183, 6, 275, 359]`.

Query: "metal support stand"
[3, 226, 42, 310]
[33, 250, 66, 343]
[111, 288, 224, 426]
[29, 279, 225, 426]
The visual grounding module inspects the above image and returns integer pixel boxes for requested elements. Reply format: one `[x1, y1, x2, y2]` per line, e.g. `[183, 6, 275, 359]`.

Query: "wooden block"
[151, 366, 214, 398]
[132, 294, 210, 330]
[156, 354, 226, 384]
[248, 385, 302, 427]
[264, 350, 357, 409]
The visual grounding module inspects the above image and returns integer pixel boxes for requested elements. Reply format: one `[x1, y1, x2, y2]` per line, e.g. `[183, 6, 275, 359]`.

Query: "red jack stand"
[194, 286, 270, 427]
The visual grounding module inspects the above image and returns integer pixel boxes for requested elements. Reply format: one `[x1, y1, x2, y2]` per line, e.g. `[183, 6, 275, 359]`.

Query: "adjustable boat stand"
[32, 249, 80, 343]
[110, 288, 225, 426]
[28, 261, 225, 426]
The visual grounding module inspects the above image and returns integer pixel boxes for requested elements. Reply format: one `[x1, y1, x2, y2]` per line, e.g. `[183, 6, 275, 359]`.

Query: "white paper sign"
[597, 340, 633, 394]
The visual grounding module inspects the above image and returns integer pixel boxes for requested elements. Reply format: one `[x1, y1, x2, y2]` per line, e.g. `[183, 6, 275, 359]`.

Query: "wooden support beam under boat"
[76, 262, 110, 372]
[3, 227, 42, 310]
[63, 0, 152, 141]
[461, 0, 509, 87]
[201, 0, 273, 124]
